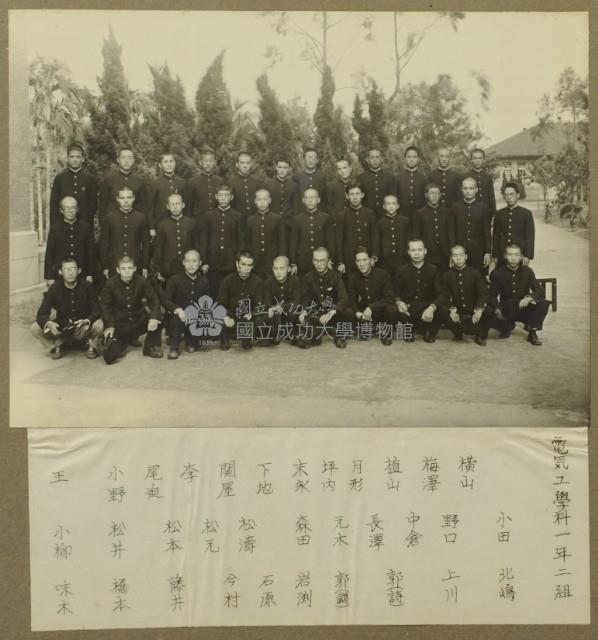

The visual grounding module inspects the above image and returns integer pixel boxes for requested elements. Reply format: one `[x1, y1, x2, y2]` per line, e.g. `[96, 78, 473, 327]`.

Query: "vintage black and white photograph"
[8, 10, 589, 428]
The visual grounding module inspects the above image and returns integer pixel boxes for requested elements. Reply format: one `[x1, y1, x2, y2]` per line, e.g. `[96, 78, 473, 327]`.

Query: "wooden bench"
[537, 277, 557, 312]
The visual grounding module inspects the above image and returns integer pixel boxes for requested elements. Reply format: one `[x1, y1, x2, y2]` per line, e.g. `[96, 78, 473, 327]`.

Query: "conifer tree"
[194, 51, 233, 169]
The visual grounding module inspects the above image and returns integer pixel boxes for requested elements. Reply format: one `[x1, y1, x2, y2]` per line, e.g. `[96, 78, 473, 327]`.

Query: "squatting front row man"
[263, 256, 304, 347]
[299, 247, 351, 349]
[101, 255, 163, 364]
[347, 248, 399, 346]
[32, 257, 103, 360]
[394, 239, 445, 343]
[490, 243, 548, 346]
[162, 249, 210, 359]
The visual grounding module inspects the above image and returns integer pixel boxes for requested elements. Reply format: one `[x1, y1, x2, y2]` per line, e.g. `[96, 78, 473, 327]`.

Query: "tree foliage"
[255, 74, 296, 176]
[385, 74, 483, 172]
[352, 79, 390, 164]
[194, 51, 233, 167]
[85, 27, 133, 179]
[313, 65, 350, 175]
[534, 67, 588, 204]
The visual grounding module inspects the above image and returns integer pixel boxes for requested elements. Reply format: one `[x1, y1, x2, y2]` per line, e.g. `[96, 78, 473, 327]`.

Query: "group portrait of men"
[32, 140, 550, 365]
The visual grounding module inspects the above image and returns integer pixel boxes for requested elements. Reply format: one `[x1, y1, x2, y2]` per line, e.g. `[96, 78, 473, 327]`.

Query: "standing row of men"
[46, 146, 535, 292]
[50, 143, 501, 231]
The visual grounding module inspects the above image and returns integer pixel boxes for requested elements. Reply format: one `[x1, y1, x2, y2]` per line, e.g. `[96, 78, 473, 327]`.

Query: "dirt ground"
[10, 200, 590, 429]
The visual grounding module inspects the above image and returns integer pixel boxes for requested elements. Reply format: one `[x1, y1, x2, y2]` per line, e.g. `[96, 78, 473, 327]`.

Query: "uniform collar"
[161, 171, 175, 178]
[119, 208, 133, 215]
[217, 206, 231, 212]
[68, 167, 82, 174]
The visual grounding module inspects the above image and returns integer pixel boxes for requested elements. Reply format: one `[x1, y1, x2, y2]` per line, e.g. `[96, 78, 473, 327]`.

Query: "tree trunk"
[322, 12, 328, 69]
[44, 127, 52, 242]
[388, 13, 401, 104]
[35, 150, 43, 245]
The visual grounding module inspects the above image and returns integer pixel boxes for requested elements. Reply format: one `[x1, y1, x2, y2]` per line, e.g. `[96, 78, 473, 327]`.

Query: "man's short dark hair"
[470, 148, 486, 158]
[237, 250, 255, 262]
[67, 142, 85, 156]
[303, 147, 318, 158]
[117, 146, 134, 157]
[344, 181, 363, 195]
[118, 255, 136, 267]
[354, 246, 370, 259]
[425, 182, 440, 194]
[60, 256, 79, 269]
[504, 243, 523, 254]
[237, 151, 252, 162]
[408, 238, 426, 249]
[503, 181, 521, 195]
[404, 145, 420, 157]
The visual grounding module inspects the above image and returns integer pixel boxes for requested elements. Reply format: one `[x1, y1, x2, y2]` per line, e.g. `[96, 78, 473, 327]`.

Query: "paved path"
[10, 203, 590, 429]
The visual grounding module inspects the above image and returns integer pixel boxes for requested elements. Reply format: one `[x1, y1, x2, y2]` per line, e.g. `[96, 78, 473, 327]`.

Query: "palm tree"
[29, 55, 85, 242]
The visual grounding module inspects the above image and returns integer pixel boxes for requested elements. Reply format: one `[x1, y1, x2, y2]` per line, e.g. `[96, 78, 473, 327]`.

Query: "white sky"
[11, 10, 588, 147]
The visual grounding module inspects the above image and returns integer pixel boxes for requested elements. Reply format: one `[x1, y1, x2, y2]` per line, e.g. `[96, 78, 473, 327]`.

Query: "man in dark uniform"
[427, 147, 462, 209]
[162, 249, 210, 359]
[153, 193, 198, 282]
[217, 250, 265, 351]
[449, 177, 492, 273]
[394, 239, 445, 343]
[148, 153, 188, 234]
[413, 184, 451, 272]
[229, 151, 262, 228]
[245, 189, 287, 279]
[100, 186, 150, 278]
[31, 257, 103, 360]
[265, 157, 298, 233]
[441, 245, 497, 346]
[101, 255, 163, 363]
[463, 148, 497, 220]
[358, 147, 397, 219]
[44, 196, 95, 285]
[299, 247, 351, 349]
[199, 184, 243, 298]
[290, 188, 336, 275]
[335, 182, 376, 277]
[372, 194, 409, 279]
[396, 146, 427, 229]
[49, 142, 98, 227]
[98, 147, 147, 229]
[293, 148, 328, 213]
[489, 243, 549, 346]
[347, 247, 399, 346]
[327, 158, 354, 217]
[492, 182, 535, 267]
[263, 255, 304, 347]
[188, 147, 224, 221]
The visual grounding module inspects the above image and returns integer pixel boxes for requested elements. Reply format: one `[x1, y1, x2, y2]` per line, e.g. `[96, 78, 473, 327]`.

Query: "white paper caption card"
[28, 427, 589, 630]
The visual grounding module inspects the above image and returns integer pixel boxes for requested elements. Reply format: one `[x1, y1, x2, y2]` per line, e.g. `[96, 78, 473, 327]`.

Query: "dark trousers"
[302, 309, 354, 341]
[168, 316, 201, 350]
[397, 301, 448, 337]
[103, 315, 162, 364]
[445, 307, 497, 339]
[220, 315, 268, 344]
[262, 311, 302, 343]
[502, 299, 550, 331]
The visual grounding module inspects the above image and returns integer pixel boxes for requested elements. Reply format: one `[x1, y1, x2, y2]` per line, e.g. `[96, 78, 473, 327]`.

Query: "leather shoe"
[293, 338, 311, 349]
[220, 339, 231, 351]
[381, 337, 393, 346]
[403, 334, 415, 343]
[474, 336, 487, 346]
[167, 348, 179, 360]
[527, 330, 542, 346]
[241, 339, 253, 350]
[498, 331, 511, 339]
[143, 346, 164, 358]
[423, 331, 436, 343]
[50, 345, 64, 359]
[85, 346, 98, 359]
[334, 337, 347, 349]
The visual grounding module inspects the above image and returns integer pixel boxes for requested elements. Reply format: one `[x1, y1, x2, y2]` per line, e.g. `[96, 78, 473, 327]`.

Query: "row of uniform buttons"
[123, 281, 134, 322]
